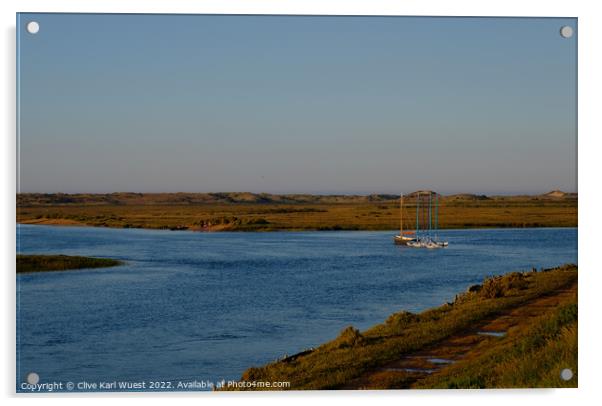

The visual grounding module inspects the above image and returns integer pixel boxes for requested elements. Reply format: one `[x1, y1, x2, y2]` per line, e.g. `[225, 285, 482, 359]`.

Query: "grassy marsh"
[17, 192, 577, 231]
[16, 254, 123, 273]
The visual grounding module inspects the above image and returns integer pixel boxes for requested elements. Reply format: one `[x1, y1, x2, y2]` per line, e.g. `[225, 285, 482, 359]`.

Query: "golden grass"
[16, 193, 577, 231]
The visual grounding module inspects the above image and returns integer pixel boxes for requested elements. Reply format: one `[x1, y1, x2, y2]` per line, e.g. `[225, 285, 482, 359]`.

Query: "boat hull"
[393, 235, 416, 245]
[395, 235, 449, 248]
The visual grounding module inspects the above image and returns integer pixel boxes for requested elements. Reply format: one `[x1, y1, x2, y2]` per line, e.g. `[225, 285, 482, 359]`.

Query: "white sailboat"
[393, 193, 416, 245]
[394, 191, 448, 248]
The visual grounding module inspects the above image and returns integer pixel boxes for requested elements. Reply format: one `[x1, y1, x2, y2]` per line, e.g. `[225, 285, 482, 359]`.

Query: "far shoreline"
[16, 221, 579, 233]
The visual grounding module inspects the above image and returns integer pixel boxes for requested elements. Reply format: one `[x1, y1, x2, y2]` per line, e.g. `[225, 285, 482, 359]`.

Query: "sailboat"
[394, 191, 448, 248]
[393, 194, 417, 245]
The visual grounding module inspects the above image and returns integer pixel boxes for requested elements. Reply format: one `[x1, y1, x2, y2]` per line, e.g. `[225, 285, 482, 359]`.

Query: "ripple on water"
[477, 331, 507, 337]
[427, 358, 455, 365]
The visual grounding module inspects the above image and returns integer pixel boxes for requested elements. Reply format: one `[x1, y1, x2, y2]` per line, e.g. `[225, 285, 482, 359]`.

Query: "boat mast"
[429, 192, 432, 237]
[420, 196, 429, 237]
[400, 193, 403, 236]
[435, 193, 439, 239]
[416, 192, 420, 238]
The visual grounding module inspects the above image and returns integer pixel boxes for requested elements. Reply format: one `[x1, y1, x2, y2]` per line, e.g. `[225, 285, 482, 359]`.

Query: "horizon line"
[16, 190, 577, 197]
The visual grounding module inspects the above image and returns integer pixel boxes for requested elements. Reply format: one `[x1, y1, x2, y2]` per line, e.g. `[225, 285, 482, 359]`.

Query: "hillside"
[16, 192, 400, 206]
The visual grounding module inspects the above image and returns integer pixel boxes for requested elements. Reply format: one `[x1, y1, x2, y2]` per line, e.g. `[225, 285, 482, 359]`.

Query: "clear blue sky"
[17, 14, 577, 195]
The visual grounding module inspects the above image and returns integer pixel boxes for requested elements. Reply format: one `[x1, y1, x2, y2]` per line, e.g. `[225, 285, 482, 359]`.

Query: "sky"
[17, 14, 577, 195]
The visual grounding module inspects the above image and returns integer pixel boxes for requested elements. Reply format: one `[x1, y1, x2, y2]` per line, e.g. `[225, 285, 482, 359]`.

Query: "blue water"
[16, 225, 577, 391]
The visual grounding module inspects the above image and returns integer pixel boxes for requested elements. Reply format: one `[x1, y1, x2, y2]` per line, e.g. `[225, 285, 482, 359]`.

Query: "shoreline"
[226, 264, 577, 390]
[16, 220, 579, 233]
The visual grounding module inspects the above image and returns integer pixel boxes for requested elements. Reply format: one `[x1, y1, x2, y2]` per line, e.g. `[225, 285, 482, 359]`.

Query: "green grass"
[227, 264, 577, 390]
[415, 302, 577, 388]
[16, 254, 123, 273]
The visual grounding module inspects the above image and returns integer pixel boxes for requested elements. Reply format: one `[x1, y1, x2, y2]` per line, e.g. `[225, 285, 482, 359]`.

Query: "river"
[16, 225, 577, 391]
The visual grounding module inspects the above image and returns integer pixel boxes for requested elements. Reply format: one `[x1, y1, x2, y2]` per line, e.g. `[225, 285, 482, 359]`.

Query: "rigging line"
[429, 192, 432, 236]
[416, 192, 420, 236]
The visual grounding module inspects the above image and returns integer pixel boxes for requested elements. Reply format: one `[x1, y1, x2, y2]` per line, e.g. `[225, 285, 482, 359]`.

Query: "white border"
[3, 1, 601, 406]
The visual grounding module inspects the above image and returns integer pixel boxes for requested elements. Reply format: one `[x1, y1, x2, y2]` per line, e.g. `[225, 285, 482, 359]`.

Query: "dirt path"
[345, 282, 577, 389]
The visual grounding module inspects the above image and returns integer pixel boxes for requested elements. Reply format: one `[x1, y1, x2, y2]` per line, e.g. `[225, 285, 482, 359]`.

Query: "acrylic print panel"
[16, 13, 577, 392]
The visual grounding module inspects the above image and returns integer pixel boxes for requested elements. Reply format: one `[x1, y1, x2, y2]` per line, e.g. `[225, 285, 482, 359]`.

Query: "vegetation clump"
[386, 311, 419, 328]
[333, 326, 364, 349]
[467, 284, 482, 293]
[480, 271, 529, 299]
[17, 254, 123, 273]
